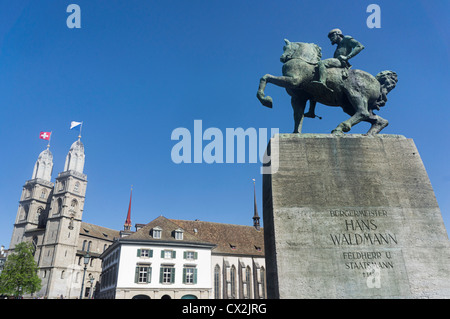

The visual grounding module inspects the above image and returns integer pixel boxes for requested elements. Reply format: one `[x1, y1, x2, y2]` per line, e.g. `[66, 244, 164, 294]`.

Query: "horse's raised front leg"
[257, 74, 302, 108]
[257, 75, 273, 108]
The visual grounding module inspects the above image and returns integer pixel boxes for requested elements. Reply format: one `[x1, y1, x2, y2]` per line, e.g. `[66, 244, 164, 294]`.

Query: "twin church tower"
[10, 137, 89, 297]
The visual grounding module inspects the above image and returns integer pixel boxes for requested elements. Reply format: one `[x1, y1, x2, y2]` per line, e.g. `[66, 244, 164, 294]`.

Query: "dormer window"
[152, 227, 162, 239]
[174, 228, 184, 240]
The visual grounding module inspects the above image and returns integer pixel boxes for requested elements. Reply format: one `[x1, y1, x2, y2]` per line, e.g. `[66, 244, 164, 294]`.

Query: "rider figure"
[312, 28, 365, 92]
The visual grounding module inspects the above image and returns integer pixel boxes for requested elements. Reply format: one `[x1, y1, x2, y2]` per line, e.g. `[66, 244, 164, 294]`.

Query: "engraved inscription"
[328, 209, 399, 288]
[329, 210, 398, 246]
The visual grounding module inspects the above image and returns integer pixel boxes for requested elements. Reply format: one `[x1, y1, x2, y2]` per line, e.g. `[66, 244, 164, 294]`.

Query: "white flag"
[70, 121, 82, 130]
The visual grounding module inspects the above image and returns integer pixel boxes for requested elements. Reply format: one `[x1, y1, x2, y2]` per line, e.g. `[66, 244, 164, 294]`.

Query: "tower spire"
[252, 179, 260, 230]
[124, 186, 133, 231]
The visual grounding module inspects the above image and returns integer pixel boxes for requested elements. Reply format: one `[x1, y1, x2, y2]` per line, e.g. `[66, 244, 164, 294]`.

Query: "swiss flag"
[39, 131, 51, 140]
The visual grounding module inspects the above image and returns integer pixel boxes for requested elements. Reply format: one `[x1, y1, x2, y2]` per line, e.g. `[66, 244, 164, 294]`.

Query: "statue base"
[263, 134, 450, 298]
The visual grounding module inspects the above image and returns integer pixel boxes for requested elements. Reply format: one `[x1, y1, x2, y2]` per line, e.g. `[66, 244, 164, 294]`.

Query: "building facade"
[8, 140, 119, 298]
[8, 139, 266, 299]
[98, 216, 215, 299]
[97, 216, 266, 299]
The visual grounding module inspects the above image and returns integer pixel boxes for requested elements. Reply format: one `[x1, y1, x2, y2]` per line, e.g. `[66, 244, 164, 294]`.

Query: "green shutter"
[161, 250, 165, 258]
[183, 268, 186, 284]
[137, 249, 141, 257]
[194, 268, 198, 284]
[171, 268, 175, 283]
[194, 252, 198, 260]
[172, 251, 176, 259]
[183, 251, 187, 259]
[135, 266, 139, 283]
[149, 249, 153, 257]
[147, 267, 152, 283]
[159, 267, 164, 283]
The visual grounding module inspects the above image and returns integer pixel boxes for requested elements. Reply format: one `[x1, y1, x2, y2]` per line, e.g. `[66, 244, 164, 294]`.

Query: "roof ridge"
[170, 219, 262, 229]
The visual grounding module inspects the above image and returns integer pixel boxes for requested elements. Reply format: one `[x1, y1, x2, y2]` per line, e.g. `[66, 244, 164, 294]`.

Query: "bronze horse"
[257, 39, 397, 135]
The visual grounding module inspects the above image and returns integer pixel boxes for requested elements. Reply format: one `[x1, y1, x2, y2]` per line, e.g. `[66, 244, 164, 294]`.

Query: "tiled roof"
[170, 219, 264, 257]
[80, 222, 120, 242]
[121, 216, 212, 246]
[95, 216, 265, 257]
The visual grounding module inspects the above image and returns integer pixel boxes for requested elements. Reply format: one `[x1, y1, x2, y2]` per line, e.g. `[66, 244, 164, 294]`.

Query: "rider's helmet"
[328, 28, 343, 39]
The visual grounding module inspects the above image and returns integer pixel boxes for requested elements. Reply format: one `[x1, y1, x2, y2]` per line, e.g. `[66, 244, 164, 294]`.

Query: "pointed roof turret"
[124, 187, 133, 231]
[64, 139, 85, 173]
[31, 147, 54, 182]
[252, 179, 260, 230]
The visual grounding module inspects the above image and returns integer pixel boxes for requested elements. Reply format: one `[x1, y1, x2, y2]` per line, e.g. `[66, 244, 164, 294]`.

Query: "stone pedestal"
[263, 134, 450, 298]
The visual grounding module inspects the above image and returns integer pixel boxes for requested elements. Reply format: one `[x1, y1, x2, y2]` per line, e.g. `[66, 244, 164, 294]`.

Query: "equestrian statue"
[257, 28, 398, 135]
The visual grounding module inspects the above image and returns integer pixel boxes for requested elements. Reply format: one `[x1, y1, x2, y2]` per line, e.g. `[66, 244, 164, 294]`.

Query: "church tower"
[10, 147, 54, 251]
[39, 138, 88, 298]
[120, 187, 134, 237]
[252, 179, 260, 230]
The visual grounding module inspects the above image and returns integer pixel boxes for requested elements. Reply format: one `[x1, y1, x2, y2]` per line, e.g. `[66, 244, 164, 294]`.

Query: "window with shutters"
[183, 266, 197, 284]
[183, 251, 198, 260]
[160, 266, 175, 284]
[137, 249, 153, 258]
[161, 250, 176, 259]
[135, 264, 152, 283]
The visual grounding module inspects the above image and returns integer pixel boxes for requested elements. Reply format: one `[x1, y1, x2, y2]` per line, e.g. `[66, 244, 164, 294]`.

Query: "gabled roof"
[120, 216, 213, 247]
[170, 219, 264, 257]
[80, 222, 120, 242]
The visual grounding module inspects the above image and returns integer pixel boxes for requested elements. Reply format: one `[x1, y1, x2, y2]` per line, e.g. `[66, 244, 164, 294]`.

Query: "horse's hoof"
[331, 129, 344, 136]
[262, 97, 273, 108]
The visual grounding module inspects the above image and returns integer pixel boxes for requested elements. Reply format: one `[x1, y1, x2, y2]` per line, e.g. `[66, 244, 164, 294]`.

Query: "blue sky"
[0, 0, 449, 247]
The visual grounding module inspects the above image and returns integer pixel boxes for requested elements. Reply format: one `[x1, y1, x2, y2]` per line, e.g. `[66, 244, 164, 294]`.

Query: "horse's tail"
[372, 70, 398, 110]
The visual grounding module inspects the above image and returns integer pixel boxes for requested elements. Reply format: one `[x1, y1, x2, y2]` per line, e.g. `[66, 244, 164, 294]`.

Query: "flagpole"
[47, 131, 52, 149]
[79, 122, 83, 140]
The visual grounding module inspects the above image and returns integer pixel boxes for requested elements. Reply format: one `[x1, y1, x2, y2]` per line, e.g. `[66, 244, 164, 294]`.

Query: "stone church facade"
[9, 139, 119, 298]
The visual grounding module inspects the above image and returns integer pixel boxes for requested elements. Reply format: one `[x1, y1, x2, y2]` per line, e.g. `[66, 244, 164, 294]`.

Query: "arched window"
[32, 236, 38, 256]
[21, 205, 29, 220]
[230, 265, 236, 299]
[74, 182, 80, 192]
[56, 198, 63, 215]
[246, 266, 252, 299]
[87, 241, 92, 252]
[260, 267, 266, 299]
[37, 207, 46, 228]
[40, 189, 47, 199]
[82, 240, 87, 251]
[214, 265, 221, 299]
